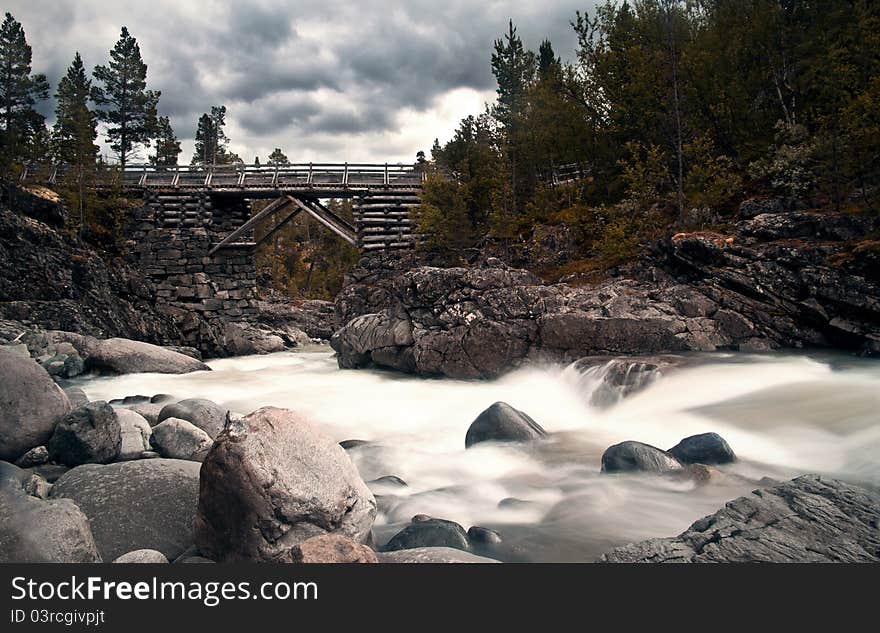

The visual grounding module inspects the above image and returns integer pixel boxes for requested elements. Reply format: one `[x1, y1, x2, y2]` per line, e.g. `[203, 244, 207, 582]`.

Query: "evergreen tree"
[150, 115, 181, 167]
[537, 39, 560, 79]
[191, 106, 231, 166]
[0, 12, 49, 166]
[92, 26, 160, 168]
[267, 147, 289, 165]
[51, 52, 98, 166]
[491, 20, 535, 129]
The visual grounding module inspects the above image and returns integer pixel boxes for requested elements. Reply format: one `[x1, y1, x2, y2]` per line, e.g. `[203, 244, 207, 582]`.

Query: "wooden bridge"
[19, 162, 425, 254]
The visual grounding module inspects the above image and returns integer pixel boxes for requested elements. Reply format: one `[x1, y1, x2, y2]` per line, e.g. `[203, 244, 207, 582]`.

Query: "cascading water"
[74, 347, 880, 562]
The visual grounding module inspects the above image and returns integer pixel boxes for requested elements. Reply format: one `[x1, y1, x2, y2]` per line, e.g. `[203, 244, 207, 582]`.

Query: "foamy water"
[74, 348, 880, 561]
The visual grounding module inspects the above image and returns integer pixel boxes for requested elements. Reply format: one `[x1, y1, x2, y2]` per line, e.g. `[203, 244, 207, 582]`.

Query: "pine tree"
[0, 12, 49, 166]
[92, 27, 160, 169]
[52, 52, 98, 166]
[150, 115, 181, 167]
[191, 106, 230, 166]
[491, 20, 535, 129]
[267, 147, 289, 165]
[537, 39, 560, 79]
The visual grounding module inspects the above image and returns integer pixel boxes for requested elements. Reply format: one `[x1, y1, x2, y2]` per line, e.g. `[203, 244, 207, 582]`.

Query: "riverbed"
[74, 348, 880, 562]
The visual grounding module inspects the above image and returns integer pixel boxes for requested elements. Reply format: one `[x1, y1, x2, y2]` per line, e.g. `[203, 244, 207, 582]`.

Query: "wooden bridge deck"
[18, 162, 425, 196]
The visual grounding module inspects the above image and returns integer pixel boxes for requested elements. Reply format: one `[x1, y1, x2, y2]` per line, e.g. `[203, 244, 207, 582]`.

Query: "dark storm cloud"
[8, 0, 597, 161]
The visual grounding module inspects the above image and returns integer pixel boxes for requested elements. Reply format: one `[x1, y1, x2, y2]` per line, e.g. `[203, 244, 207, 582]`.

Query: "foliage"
[191, 106, 237, 166]
[151, 116, 181, 167]
[92, 27, 160, 167]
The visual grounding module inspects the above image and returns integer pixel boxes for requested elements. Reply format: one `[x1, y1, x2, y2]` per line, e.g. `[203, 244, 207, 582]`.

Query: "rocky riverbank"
[331, 208, 880, 379]
[2, 346, 879, 564]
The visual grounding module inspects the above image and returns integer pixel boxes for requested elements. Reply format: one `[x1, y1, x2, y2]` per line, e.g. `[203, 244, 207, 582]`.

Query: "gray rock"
[367, 475, 408, 488]
[115, 408, 152, 460]
[600, 475, 880, 562]
[88, 338, 210, 375]
[48, 401, 122, 466]
[194, 406, 376, 562]
[0, 462, 101, 563]
[63, 387, 90, 408]
[468, 526, 503, 545]
[14, 445, 48, 468]
[157, 398, 228, 438]
[382, 518, 470, 552]
[113, 549, 169, 563]
[122, 401, 165, 425]
[378, 547, 501, 563]
[0, 348, 71, 461]
[600, 441, 684, 474]
[667, 432, 736, 465]
[465, 402, 547, 448]
[150, 417, 212, 462]
[289, 534, 379, 563]
[49, 458, 201, 561]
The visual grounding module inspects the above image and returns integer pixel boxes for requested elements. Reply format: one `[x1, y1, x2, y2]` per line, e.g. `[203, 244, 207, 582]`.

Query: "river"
[74, 348, 880, 562]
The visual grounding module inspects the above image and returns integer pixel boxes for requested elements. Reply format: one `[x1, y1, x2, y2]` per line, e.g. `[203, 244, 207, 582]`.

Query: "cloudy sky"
[11, 0, 597, 164]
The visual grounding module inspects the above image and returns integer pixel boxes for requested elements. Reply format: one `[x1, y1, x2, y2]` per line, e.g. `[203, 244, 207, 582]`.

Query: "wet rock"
[667, 432, 736, 465]
[367, 475, 408, 488]
[50, 458, 201, 561]
[378, 547, 501, 563]
[122, 401, 165, 425]
[221, 322, 286, 355]
[600, 441, 684, 474]
[151, 394, 176, 404]
[194, 407, 376, 562]
[115, 408, 152, 460]
[601, 475, 880, 562]
[289, 534, 379, 563]
[576, 356, 677, 407]
[25, 463, 69, 483]
[113, 549, 169, 563]
[340, 439, 370, 450]
[0, 347, 71, 462]
[63, 387, 90, 408]
[88, 338, 210, 375]
[1, 460, 49, 498]
[14, 446, 48, 468]
[157, 398, 228, 438]
[48, 401, 122, 466]
[382, 518, 470, 553]
[468, 526, 503, 545]
[150, 417, 213, 462]
[465, 402, 547, 448]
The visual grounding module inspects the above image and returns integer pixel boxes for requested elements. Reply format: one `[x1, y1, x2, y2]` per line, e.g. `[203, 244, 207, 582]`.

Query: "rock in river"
[157, 398, 228, 439]
[115, 408, 152, 460]
[378, 547, 501, 563]
[465, 402, 547, 448]
[667, 432, 736, 465]
[48, 401, 122, 466]
[88, 337, 210, 375]
[289, 534, 378, 563]
[194, 407, 376, 562]
[113, 549, 169, 564]
[600, 441, 684, 474]
[0, 347, 71, 462]
[49, 458, 201, 562]
[150, 417, 213, 462]
[382, 518, 471, 553]
[600, 475, 880, 562]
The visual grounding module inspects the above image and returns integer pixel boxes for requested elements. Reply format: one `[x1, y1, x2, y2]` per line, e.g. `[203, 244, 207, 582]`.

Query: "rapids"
[74, 348, 880, 561]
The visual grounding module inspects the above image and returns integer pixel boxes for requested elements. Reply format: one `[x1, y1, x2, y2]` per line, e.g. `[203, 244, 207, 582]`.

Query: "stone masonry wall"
[126, 192, 258, 349]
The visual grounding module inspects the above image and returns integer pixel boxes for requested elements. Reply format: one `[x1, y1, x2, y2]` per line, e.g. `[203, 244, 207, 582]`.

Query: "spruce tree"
[191, 106, 230, 165]
[92, 27, 159, 168]
[150, 115, 181, 166]
[0, 12, 49, 166]
[52, 52, 98, 166]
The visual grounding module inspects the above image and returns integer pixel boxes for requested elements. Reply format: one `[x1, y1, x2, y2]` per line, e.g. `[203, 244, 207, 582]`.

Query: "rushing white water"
[74, 348, 880, 561]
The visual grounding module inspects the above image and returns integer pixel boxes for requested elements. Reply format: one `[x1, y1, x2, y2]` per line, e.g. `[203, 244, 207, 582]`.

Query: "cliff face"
[0, 196, 183, 345]
[331, 210, 880, 379]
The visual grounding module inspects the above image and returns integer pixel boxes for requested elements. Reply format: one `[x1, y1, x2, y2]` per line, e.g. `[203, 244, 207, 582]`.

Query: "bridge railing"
[18, 162, 426, 189]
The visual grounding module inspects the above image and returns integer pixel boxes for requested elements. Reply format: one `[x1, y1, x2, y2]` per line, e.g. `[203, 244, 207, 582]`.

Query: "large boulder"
[382, 518, 471, 552]
[115, 408, 152, 460]
[48, 401, 122, 466]
[0, 348, 71, 461]
[600, 441, 684, 474]
[88, 338, 210, 375]
[49, 458, 201, 561]
[289, 534, 378, 563]
[194, 407, 376, 562]
[465, 402, 547, 448]
[601, 475, 880, 562]
[667, 432, 736, 465]
[150, 418, 213, 462]
[378, 547, 501, 563]
[0, 461, 101, 563]
[157, 398, 227, 438]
